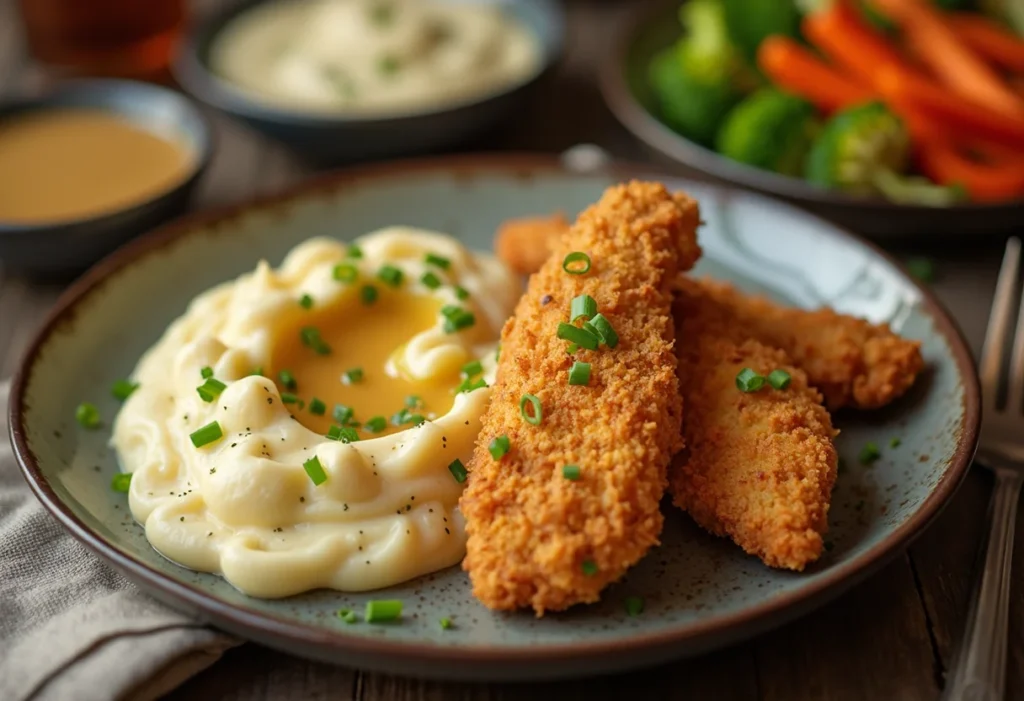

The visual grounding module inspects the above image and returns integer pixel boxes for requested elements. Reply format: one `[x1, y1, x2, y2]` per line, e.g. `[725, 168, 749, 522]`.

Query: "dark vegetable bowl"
[173, 0, 565, 167]
[0, 79, 212, 276]
[599, 1, 1024, 239]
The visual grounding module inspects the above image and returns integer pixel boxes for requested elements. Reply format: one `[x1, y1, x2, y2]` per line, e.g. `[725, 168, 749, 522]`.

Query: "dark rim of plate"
[7, 153, 981, 666]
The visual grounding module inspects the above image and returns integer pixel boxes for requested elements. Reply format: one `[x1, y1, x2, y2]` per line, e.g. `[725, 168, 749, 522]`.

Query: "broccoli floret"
[716, 89, 819, 176]
[806, 102, 966, 205]
[722, 0, 801, 62]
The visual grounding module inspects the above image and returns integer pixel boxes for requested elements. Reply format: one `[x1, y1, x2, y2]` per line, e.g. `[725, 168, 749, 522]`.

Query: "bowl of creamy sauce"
[174, 0, 563, 163]
[113, 228, 521, 597]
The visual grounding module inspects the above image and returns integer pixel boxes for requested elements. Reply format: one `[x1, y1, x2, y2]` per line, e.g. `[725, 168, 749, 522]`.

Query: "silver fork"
[943, 237, 1024, 701]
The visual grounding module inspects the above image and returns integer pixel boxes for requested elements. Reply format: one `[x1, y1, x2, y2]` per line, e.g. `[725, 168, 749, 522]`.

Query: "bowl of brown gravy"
[0, 79, 212, 275]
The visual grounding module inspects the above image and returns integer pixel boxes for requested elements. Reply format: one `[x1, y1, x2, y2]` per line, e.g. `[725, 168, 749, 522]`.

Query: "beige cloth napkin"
[0, 381, 240, 701]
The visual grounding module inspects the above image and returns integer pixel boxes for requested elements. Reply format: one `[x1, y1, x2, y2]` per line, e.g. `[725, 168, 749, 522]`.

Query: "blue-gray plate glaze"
[9, 155, 980, 681]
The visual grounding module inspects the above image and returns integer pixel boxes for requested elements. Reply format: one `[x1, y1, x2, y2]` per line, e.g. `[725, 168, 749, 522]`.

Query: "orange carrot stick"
[918, 143, 1024, 201]
[871, 0, 1024, 117]
[947, 13, 1024, 73]
[757, 36, 874, 113]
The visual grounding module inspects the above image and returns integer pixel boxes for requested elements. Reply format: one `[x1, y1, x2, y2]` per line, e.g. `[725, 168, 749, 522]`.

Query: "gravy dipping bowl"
[0, 80, 212, 277]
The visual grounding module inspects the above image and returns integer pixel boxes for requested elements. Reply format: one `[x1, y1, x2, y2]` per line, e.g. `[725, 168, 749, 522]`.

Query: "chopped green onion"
[441, 306, 475, 334]
[405, 395, 423, 409]
[439, 617, 453, 630]
[735, 368, 765, 393]
[303, 456, 328, 486]
[201, 366, 214, 379]
[278, 369, 297, 391]
[859, 442, 881, 465]
[461, 360, 483, 378]
[589, 313, 619, 349]
[566, 343, 579, 355]
[346, 244, 363, 259]
[556, 322, 599, 351]
[327, 425, 360, 443]
[308, 398, 326, 416]
[562, 252, 591, 275]
[300, 326, 331, 355]
[299, 294, 314, 309]
[520, 394, 542, 425]
[364, 416, 387, 433]
[568, 361, 591, 386]
[448, 458, 468, 483]
[196, 378, 227, 403]
[455, 377, 487, 394]
[767, 369, 792, 390]
[425, 253, 451, 269]
[454, 285, 470, 300]
[489, 435, 510, 460]
[333, 263, 358, 283]
[906, 257, 935, 283]
[377, 264, 403, 287]
[333, 404, 354, 425]
[111, 379, 139, 401]
[75, 403, 101, 429]
[361, 284, 378, 305]
[281, 392, 301, 405]
[365, 599, 402, 623]
[342, 367, 364, 385]
[250, 367, 264, 377]
[111, 472, 132, 493]
[562, 464, 581, 481]
[421, 271, 442, 289]
[624, 596, 644, 616]
[337, 608, 358, 624]
[570, 294, 597, 322]
[190, 421, 223, 448]
[581, 559, 598, 576]
[390, 409, 426, 426]
[890, 437, 902, 448]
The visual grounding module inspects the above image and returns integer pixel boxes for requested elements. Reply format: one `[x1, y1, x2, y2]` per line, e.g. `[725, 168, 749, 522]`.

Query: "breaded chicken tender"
[460, 182, 701, 614]
[669, 279, 839, 571]
[495, 213, 569, 277]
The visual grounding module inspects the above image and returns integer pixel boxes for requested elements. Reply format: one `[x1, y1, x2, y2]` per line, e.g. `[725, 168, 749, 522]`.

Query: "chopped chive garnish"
[767, 369, 792, 390]
[562, 464, 581, 481]
[342, 367, 364, 385]
[441, 306, 475, 333]
[281, 392, 301, 405]
[278, 369, 297, 391]
[250, 367, 264, 377]
[364, 416, 387, 433]
[75, 402, 101, 429]
[303, 456, 328, 486]
[201, 366, 214, 379]
[890, 437, 902, 448]
[365, 599, 402, 623]
[299, 294, 314, 309]
[562, 251, 591, 275]
[566, 343, 579, 355]
[735, 368, 765, 393]
[556, 322, 599, 351]
[581, 559, 598, 576]
[568, 361, 592, 386]
[190, 421, 223, 448]
[333, 404, 354, 425]
[448, 458, 468, 483]
[327, 425, 360, 443]
[520, 394, 542, 425]
[111, 472, 132, 493]
[333, 263, 358, 283]
[391, 409, 409, 426]
[454, 285, 470, 300]
[196, 378, 227, 403]
[377, 264, 403, 287]
[308, 398, 326, 416]
[407, 414, 426, 426]
[456, 377, 487, 394]
[906, 257, 935, 283]
[421, 271, 442, 289]
[461, 360, 483, 378]
[439, 617, 453, 630]
[340, 610, 358, 624]
[859, 442, 881, 465]
[346, 244, 363, 259]
[589, 313, 619, 349]
[570, 294, 597, 322]
[361, 284, 378, 305]
[625, 596, 644, 616]
[489, 435, 510, 460]
[405, 395, 423, 409]
[300, 326, 331, 355]
[425, 253, 451, 269]
[111, 379, 139, 401]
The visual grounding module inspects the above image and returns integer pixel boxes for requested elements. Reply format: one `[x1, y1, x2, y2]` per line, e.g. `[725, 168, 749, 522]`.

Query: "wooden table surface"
[1, 1, 1021, 699]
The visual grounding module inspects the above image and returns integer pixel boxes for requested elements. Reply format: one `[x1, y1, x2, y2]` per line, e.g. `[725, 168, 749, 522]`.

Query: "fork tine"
[1007, 245, 1024, 412]
[980, 237, 1022, 410]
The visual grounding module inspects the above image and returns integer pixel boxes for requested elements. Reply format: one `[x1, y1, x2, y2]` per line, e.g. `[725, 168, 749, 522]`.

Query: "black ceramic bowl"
[173, 0, 564, 167]
[599, 1, 1024, 239]
[0, 79, 212, 276]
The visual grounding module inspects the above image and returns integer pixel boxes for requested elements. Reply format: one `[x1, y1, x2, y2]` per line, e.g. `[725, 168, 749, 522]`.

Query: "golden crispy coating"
[495, 213, 570, 277]
[669, 279, 838, 570]
[460, 182, 701, 614]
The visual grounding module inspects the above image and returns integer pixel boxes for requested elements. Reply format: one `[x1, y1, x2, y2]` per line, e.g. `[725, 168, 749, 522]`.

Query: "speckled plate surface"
[9, 155, 980, 681]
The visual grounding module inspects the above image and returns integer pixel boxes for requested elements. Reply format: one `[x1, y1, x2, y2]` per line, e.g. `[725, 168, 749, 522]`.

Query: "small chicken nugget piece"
[495, 213, 570, 277]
